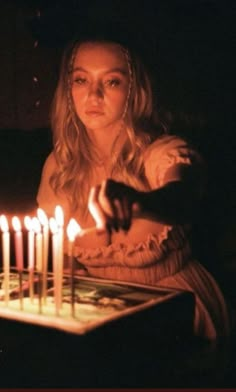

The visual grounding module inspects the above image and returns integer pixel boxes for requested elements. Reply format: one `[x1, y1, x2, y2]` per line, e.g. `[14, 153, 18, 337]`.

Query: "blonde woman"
[37, 33, 229, 340]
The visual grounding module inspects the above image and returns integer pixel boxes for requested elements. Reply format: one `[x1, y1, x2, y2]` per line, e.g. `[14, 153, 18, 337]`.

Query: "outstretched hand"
[88, 179, 141, 233]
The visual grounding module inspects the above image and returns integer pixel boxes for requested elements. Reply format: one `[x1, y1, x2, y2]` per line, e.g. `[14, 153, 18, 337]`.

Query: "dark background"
[0, 0, 235, 387]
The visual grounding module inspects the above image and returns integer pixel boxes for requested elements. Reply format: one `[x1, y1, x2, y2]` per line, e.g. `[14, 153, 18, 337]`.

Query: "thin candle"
[66, 218, 81, 317]
[12, 216, 24, 271]
[32, 217, 43, 313]
[12, 216, 24, 310]
[24, 216, 35, 303]
[24, 216, 35, 271]
[55, 205, 64, 311]
[49, 217, 60, 316]
[37, 208, 49, 304]
[32, 217, 43, 272]
[0, 215, 10, 305]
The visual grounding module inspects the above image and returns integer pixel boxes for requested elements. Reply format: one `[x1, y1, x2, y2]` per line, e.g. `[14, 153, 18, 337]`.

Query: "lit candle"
[55, 205, 64, 310]
[12, 216, 24, 309]
[49, 217, 60, 315]
[67, 218, 80, 255]
[32, 217, 43, 272]
[24, 216, 35, 302]
[24, 216, 35, 271]
[12, 216, 24, 271]
[0, 215, 10, 305]
[66, 218, 81, 317]
[32, 217, 43, 313]
[37, 208, 49, 304]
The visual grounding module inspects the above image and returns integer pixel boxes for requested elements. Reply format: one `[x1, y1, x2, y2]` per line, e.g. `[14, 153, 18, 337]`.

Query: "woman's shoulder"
[144, 134, 190, 160]
[41, 151, 57, 174]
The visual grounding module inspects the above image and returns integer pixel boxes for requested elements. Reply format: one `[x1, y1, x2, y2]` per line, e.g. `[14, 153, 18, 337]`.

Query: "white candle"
[37, 208, 49, 270]
[67, 218, 80, 317]
[0, 215, 10, 304]
[12, 216, 24, 271]
[32, 217, 43, 272]
[55, 205, 64, 310]
[37, 208, 49, 303]
[49, 217, 60, 315]
[24, 216, 35, 271]
[32, 217, 43, 312]
[24, 216, 35, 303]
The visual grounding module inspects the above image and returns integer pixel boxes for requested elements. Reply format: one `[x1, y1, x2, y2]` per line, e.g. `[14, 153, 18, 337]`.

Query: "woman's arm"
[88, 161, 205, 232]
[88, 136, 206, 232]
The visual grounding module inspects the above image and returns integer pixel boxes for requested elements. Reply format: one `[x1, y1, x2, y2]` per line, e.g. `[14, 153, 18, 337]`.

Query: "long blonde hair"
[50, 38, 165, 215]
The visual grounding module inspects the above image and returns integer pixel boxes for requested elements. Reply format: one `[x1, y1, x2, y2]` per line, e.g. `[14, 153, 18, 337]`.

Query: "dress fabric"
[37, 134, 230, 340]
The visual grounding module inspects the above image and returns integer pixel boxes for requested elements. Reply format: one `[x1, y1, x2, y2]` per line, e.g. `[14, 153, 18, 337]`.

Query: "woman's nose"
[88, 82, 103, 100]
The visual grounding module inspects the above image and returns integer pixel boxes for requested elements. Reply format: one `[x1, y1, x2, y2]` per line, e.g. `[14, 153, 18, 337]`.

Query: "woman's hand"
[88, 179, 141, 233]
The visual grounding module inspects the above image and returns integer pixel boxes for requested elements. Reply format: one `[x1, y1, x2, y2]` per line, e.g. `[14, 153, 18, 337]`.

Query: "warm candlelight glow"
[55, 205, 64, 227]
[49, 217, 58, 234]
[0, 214, 9, 232]
[37, 208, 48, 226]
[24, 216, 32, 231]
[32, 217, 41, 234]
[12, 216, 24, 271]
[12, 216, 22, 232]
[66, 218, 81, 242]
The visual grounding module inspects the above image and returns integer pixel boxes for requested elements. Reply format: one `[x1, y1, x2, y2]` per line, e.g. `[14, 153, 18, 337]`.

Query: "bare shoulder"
[42, 151, 57, 175]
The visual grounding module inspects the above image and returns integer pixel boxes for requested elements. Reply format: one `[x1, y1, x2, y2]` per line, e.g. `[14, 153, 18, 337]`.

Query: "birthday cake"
[0, 270, 194, 335]
[0, 209, 195, 339]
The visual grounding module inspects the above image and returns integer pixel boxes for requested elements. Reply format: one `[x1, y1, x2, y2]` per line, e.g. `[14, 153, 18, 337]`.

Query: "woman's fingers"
[88, 179, 139, 232]
[88, 185, 107, 231]
[99, 180, 133, 230]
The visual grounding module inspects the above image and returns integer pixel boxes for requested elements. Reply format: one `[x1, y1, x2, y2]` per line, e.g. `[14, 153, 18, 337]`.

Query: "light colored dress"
[37, 135, 230, 340]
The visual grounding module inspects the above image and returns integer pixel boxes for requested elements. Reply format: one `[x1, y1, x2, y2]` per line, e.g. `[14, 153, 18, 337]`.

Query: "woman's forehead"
[73, 41, 128, 70]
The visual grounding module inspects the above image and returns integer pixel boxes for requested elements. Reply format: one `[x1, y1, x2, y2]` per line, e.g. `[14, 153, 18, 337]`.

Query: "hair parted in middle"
[49, 34, 165, 216]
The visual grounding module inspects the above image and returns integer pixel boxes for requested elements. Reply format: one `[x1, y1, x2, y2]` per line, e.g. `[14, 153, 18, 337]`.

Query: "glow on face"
[71, 42, 130, 132]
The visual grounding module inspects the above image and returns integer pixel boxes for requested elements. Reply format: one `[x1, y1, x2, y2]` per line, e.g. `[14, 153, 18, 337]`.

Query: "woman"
[37, 33, 229, 339]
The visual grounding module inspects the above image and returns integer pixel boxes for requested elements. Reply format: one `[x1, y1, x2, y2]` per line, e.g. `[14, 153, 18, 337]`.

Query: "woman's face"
[71, 41, 130, 133]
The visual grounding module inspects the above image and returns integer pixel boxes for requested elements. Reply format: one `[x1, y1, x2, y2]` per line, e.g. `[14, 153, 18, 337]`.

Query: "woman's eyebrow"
[72, 66, 128, 75]
[104, 68, 128, 75]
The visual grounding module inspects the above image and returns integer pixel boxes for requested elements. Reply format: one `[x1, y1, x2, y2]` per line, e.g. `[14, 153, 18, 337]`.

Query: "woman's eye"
[105, 79, 121, 88]
[73, 77, 87, 85]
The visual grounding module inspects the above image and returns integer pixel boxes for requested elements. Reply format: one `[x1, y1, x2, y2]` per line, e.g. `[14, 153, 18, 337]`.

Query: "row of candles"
[0, 205, 82, 316]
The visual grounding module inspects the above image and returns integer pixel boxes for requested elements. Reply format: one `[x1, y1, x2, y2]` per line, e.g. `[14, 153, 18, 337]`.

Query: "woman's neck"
[87, 123, 124, 160]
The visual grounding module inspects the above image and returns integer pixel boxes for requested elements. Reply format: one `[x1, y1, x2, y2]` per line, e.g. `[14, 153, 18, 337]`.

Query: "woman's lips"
[85, 109, 104, 116]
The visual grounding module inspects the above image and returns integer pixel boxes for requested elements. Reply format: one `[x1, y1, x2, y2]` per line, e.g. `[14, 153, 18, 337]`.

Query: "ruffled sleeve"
[144, 135, 206, 195]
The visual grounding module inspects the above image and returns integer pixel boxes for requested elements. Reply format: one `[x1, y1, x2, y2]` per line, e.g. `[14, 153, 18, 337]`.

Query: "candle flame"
[49, 217, 58, 234]
[12, 216, 22, 232]
[55, 205, 64, 227]
[37, 208, 48, 226]
[0, 215, 9, 232]
[66, 218, 81, 241]
[24, 216, 33, 231]
[32, 217, 41, 234]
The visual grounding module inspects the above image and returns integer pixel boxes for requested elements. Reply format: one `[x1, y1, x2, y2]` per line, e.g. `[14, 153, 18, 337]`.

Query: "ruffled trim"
[158, 146, 200, 187]
[143, 135, 204, 189]
[73, 224, 189, 268]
